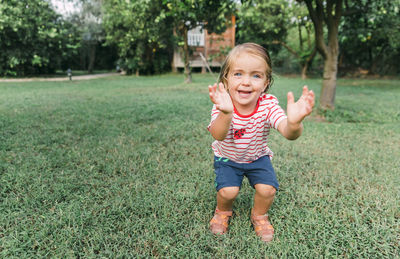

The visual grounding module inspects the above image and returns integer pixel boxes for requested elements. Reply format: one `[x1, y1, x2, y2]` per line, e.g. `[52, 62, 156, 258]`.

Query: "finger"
[209, 84, 217, 94]
[208, 85, 213, 93]
[287, 91, 294, 105]
[210, 84, 220, 96]
[209, 85, 218, 104]
[218, 82, 226, 93]
[208, 85, 214, 97]
[213, 83, 219, 91]
[302, 85, 309, 97]
[308, 90, 315, 107]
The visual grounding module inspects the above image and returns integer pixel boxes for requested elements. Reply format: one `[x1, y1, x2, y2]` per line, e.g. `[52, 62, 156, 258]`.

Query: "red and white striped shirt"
[208, 93, 287, 163]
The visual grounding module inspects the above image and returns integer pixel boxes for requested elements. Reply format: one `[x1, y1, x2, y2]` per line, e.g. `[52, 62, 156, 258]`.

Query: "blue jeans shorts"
[213, 156, 279, 191]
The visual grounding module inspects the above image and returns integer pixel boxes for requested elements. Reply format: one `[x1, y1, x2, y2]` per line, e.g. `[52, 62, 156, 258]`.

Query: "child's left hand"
[286, 86, 315, 125]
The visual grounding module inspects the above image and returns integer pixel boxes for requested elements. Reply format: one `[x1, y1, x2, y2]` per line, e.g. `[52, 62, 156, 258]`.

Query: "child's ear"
[263, 80, 270, 92]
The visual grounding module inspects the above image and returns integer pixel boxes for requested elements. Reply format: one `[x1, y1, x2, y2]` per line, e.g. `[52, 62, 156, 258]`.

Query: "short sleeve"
[207, 104, 220, 131]
[265, 95, 287, 129]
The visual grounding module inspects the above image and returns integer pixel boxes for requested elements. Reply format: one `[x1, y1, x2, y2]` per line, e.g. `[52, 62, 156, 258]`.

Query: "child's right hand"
[208, 82, 234, 114]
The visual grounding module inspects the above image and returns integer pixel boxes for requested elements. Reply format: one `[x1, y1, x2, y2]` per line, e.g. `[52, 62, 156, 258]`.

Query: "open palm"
[208, 82, 233, 114]
[286, 86, 315, 124]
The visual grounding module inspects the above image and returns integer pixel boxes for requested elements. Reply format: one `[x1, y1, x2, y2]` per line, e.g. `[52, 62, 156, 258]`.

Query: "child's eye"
[253, 74, 261, 79]
[234, 72, 241, 77]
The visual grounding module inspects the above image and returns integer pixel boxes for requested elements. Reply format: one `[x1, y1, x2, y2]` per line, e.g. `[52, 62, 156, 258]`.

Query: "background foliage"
[1, 0, 399, 76]
[339, 0, 400, 75]
[103, 0, 173, 75]
[0, 0, 73, 76]
[237, 0, 289, 49]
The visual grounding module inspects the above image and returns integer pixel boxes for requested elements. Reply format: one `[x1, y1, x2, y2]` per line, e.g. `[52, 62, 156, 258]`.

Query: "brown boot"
[209, 208, 232, 235]
[251, 213, 274, 242]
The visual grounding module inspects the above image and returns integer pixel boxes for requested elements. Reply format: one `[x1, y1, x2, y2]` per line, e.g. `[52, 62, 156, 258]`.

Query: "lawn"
[0, 70, 114, 79]
[0, 74, 399, 258]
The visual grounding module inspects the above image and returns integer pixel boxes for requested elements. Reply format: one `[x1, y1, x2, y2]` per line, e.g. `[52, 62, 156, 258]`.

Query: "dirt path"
[0, 73, 120, 82]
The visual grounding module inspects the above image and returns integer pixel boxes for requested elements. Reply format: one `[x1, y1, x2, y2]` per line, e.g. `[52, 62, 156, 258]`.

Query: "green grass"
[0, 74, 399, 258]
[0, 70, 113, 79]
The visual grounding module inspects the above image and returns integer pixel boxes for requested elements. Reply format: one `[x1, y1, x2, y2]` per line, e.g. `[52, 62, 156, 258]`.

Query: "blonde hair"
[218, 42, 273, 93]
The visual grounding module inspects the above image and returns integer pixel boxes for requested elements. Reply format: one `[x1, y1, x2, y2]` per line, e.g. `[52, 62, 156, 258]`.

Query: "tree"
[103, 0, 173, 75]
[237, 0, 288, 46]
[271, 1, 317, 79]
[298, 0, 343, 110]
[289, 2, 317, 79]
[0, 0, 72, 76]
[68, 0, 105, 74]
[237, 0, 316, 79]
[103, 0, 234, 79]
[339, 0, 400, 75]
[163, 0, 236, 83]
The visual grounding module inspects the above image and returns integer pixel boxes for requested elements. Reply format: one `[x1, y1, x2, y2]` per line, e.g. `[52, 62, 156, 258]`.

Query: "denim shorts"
[213, 156, 279, 191]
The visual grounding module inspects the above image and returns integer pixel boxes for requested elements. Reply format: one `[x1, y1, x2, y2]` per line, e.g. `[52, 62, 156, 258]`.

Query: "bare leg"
[251, 184, 276, 242]
[217, 186, 240, 211]
[252, 184, 276, 215]
[210, 187, 240, 234]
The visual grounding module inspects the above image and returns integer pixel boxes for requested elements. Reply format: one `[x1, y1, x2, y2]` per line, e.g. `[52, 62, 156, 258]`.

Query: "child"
[207, 43, 315, 242]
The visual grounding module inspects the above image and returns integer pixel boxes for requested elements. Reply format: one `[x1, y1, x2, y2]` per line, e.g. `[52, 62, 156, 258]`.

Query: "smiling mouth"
[238, 90, 252, 98]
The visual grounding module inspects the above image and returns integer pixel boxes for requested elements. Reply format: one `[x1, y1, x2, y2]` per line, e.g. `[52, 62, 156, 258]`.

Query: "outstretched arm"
[208, 82, 234, 141]
[278, 85, 315, 140]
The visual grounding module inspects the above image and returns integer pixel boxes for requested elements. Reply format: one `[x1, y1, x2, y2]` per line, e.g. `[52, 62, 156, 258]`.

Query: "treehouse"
[172, 16, 236, 72]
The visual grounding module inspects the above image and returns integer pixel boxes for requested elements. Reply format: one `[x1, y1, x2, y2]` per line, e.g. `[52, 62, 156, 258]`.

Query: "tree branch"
[271, 40, 300, 58]
[342, 0, 364, 16]
[304, 0, 327, 59]
[334, 0, 343, 26]
[326, 0, 334, 28]
[316, 0, 328, 26]
[306, 47, 317, 64]
[303, 0, 317, 23]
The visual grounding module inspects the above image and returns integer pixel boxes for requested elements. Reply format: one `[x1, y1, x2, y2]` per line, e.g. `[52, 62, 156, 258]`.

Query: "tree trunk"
[319, 22, 340, 110]
[304, 0, 343, 110]
[301, 48, 317, 79]
[171, 29, 178, 73]
[306, 25, 312, 49]
[320, 53, 338, 110]
[301, 66, 308, 80]
[271, 40, 315, 79]
[182, 26, 192, 83]
[80, 50, 86, 71]
[298, 23, 303, 51]
[88, 43, 96, 74]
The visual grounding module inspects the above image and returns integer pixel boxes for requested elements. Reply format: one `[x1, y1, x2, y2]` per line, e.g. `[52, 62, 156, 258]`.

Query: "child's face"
[227, 53, 269, 114]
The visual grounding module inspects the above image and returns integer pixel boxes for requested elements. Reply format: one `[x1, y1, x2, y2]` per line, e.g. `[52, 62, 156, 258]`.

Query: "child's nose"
[242, 75, 251, 85]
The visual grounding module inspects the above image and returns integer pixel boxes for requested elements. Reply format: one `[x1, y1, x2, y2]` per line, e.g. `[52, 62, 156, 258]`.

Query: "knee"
[218, 187, 239, 200]
[255, 184, 276, 199]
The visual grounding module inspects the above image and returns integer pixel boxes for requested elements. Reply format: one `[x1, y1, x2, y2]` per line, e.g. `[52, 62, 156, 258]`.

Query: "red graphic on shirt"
[260, 95, 276, 101]
[234, 128, 246, 139]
